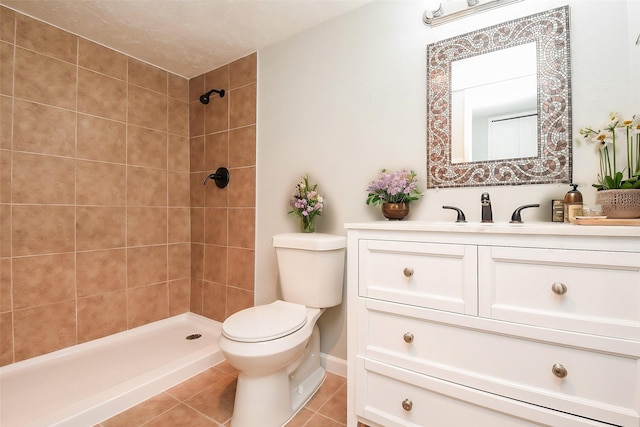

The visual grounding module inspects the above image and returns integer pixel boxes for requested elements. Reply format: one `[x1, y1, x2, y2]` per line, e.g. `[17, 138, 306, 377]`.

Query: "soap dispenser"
[563, 183, 583, 223]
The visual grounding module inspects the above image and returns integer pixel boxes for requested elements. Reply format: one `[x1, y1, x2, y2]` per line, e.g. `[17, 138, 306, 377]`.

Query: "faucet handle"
[510, 204, 540, 223]
[442, 206, 467, 223]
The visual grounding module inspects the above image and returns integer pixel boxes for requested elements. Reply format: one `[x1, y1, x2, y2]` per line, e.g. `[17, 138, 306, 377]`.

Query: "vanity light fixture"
[423, 0, 523, 27]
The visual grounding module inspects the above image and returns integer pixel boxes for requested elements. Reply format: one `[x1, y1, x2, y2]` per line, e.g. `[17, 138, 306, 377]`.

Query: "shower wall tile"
[13, 300, 76, 362]
[12, 253, 75, 309]
[14, 48, 76, 109]
[203, 245, 226, 284]
[11, 152, 75, 204]
[78, 68, 127, 121]
[189, 101, 205, 137]
[190, 206, 204, 243]
[78, 38, 127, 81]
[228, 166, 255, 208]
[2, 5, 193, 366]
[227, 248, 254, 291]
[13, 100, 76, 157]
[229, 83, 256, 129]
[0, 7, 15, 43]
[190, 279, 204, 315]
[128, 84, 168, 131]
[76, 160, 126, 206]
[228, 208, 255, 249]
[76, 206, 126, 251]
[127, 207, 167, 246]
[230, 52, 257, 89]
[191, 243, 204, 279]
[204, 95, 228, 134]
[189, 136, 205, 173]
[77, 290, 127, 343]
[189, 74, 205, 104]
[15, 14, 77, 63]
[0, 41, 14, 96]
[128, 283, 169, 328]
[128, 125, 168, 169]
[204, 208, 227, 246]
[77, 114, 127, 163]
[204, 132, 228, 170]
[226, 287, 253, 317]
[229, 125, 256, 168]
[168, 135, 190, 172]
[169, 73, 189, 102]
[168, 207, 190, 243]
[76, 249, 126, 297]
[129, 58, 167, 95]
[127, 245, 168, 288]
[190, 172, 205, 208]
[12, 205, 75, 256]
[204, 180, 227, 208]
[202, 281, 226, 322]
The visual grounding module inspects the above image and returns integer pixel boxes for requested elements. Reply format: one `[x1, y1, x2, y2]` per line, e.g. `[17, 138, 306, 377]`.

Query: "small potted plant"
[289, 174, 324, 232]
[366, 169, 423, 220]
[579, 113, 640, 218]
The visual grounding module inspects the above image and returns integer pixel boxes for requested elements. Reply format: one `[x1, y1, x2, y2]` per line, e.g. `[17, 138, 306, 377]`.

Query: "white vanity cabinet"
[345, 223, 640, 427]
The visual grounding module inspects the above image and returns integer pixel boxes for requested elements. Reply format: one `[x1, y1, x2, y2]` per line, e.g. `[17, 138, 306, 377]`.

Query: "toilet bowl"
[218, 233, 346, 427]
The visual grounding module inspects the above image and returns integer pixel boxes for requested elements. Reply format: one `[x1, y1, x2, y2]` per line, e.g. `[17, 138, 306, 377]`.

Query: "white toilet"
[218, 233, 347, 427]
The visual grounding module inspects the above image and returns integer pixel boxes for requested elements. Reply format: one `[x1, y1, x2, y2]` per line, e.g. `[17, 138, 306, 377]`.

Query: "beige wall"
[0, 6, 257, 366]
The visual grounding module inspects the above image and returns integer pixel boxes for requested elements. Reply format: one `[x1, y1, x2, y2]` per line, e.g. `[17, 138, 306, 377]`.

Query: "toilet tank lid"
[273, 233, 346, 251]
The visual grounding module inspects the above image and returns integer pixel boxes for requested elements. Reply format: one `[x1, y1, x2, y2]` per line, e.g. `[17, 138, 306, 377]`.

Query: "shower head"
[199, 88, 225, 104]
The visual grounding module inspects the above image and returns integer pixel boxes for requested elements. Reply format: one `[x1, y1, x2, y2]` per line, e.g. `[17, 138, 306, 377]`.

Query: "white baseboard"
[320, 353, 346, 378]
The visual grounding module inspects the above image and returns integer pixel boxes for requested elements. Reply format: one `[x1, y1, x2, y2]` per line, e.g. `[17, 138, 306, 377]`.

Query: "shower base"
[0, 312, 223, 427]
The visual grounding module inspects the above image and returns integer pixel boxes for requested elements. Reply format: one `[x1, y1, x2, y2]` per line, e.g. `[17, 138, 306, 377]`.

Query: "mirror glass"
[427, 6, 572, 188]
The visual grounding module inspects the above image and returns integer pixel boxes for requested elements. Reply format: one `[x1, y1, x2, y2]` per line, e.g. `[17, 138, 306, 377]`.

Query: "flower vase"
[381, 203, 410, 220]
[300, 217, 316, 233]
[596, 189, 640, 219]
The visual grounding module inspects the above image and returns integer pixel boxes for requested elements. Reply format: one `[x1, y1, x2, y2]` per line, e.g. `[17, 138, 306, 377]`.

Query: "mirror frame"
[426, 6, 572, 188]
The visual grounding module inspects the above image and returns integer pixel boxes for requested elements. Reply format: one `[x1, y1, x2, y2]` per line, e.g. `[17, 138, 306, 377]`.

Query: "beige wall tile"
[0, 149, 10, 203]
[78, 68, 127, 121]
[230, 52, 257, 89]
[12, 253, 75, 309]
[12, 152, 75, 204]
[203, 244, 226, 284]
[0, 204, 10, 257]
[77, 290, 127, 343]
[168, 207, 190, 243]
[76, 160, 126, 206]
[225, 286, 253, 318]
[127, 283, 169, 328]
[13, 300, 76, 361]
[0, 41, 13, 96]
[168, 97, 189, 137]
[168, 74, 188, 102]
[128, 84, 168, 131]
[78, 38, 127, 80]
[229, 84, 256, 129]
[190, 278, 203, 315]
[15, 14, 77, 63]
[189, 74, 205, 104]
[229, 126, 256, 168]
[168, 278, 191, 317]
[228, 166, 255, 208]
[0, 96, 12, 149]
[168, 243, 190, 280]
[228, 208, 255, 249]
[202, 281, 225, 322]
[204, 96, 228, 134]
[127, 245, 168, 288]
[189, 136, 205, 173]
[127, 207, 167, 247]
[128, 166, 168, 207]
[204, 208, 227, 246]
[77, 114, 127, 163]
[0, 311, 13, 366]
[204, 66, 229, 94]
[13, 99, 76, 156]
[0, 7, 16, 43]
[189, 101, 204, 137]
[204, 177, 227, 208]
[227, 248, 254, 291]
[169, 171, 190, 207]
[0, 258, 12, 312]
[127, 125, 168, 169]
[129, 58, 167, 94]
[168, 135, 189, 172]
[12, 205, 75, 256]
[204, 132, 228, 171]
[190, 244, 204, 279]
[76, 248, 126, 297]
[190, 172, 205, 208]
[190, 207, 204, 244]
[76, 206, 126, 251]
[14, 48, 76, 109]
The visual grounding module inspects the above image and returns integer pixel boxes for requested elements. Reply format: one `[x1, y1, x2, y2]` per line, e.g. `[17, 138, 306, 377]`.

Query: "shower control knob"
[403, 267, 414, 278]
[402, 398, 413, 412]
[551, 282, 567, 295]
[403, 332, 414, 344]
[552, 363, 568, 378]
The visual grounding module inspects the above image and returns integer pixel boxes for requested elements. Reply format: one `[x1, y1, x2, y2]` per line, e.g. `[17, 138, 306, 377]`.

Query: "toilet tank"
[272, 233, 347, 308]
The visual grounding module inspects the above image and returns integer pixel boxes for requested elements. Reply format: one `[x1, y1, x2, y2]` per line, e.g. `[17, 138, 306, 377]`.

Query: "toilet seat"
[222, 300, 308, 343]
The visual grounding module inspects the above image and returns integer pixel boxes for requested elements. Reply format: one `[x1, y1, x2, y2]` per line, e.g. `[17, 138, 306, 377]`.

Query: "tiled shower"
[0, 6, 256, 366]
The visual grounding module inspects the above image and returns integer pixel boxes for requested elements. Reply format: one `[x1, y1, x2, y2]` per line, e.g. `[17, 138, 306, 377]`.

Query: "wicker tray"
[571, 217, 640, 226]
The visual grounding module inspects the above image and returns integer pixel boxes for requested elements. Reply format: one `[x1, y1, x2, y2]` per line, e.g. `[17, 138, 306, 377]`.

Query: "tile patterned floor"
[97, 361, 347, 427]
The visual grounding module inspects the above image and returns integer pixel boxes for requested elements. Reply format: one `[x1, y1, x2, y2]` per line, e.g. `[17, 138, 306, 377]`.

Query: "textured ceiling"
[0, 0, 371, 78]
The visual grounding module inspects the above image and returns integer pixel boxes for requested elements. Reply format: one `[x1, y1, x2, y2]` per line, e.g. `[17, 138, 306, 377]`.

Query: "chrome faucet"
[481, 192, 493, 223]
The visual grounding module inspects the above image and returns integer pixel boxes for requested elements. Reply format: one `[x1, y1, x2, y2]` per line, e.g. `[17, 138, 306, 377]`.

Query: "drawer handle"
[402, 398, 413, 412]
[403, 332, 414, 344]
[552, 363, 568, 378]
[551, 282, 567, 295]
[403, 267, 414, 278]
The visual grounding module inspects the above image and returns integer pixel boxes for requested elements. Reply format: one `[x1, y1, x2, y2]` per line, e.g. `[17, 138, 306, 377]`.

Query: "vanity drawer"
[358, 358, 616, 427]
[478, 246, 640, 340]
[363, 302, 638, 426]
[358, 239, 477, 314]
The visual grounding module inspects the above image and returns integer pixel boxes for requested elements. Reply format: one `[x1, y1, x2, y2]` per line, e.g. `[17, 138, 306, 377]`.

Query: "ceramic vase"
[596, 189, 640, 219]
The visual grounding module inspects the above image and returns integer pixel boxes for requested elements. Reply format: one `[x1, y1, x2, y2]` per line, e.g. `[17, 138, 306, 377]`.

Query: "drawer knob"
[403, 332, 414, 344]
[403, 267, 414, 278]
[402, 398, 413, 412]
[551, 282, 567, 295]
[552, 363, 568, 378]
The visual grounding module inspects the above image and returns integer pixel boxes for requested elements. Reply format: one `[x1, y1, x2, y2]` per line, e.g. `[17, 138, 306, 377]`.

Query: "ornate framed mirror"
[426, 6, 572, 188]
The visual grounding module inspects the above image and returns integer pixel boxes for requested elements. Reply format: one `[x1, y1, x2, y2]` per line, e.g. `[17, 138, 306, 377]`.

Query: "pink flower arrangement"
[366, 169, 423, 206]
